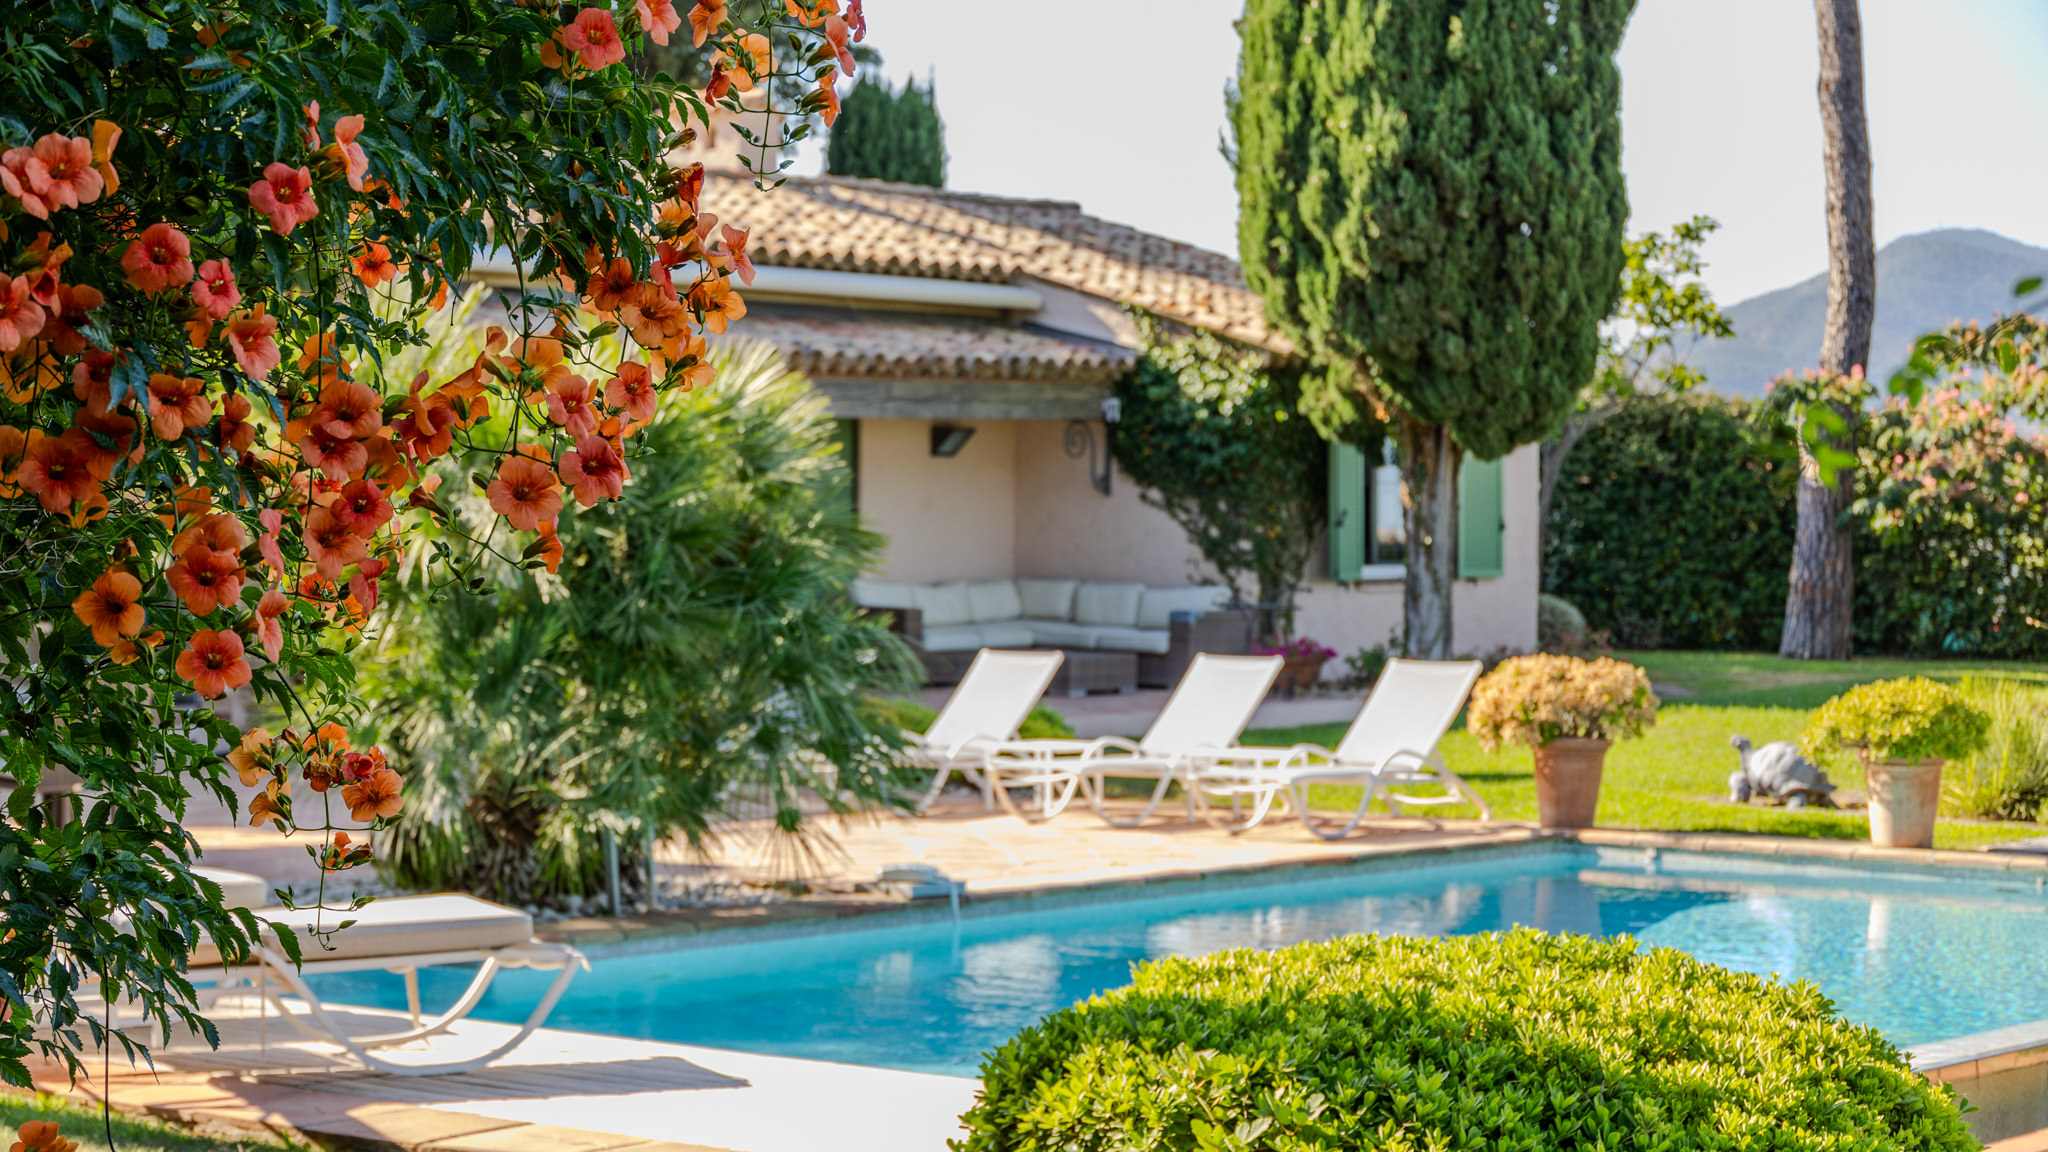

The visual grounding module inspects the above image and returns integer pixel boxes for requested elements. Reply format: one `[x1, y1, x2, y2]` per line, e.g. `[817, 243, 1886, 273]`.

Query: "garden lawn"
[1239, 651, 2048, 851]
[0, 1092, 293, 1152]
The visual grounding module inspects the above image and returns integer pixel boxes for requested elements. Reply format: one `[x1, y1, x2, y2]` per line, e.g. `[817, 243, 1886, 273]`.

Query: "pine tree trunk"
[1399, 417, 1459, 659]
[1781, 0, 1874, 661]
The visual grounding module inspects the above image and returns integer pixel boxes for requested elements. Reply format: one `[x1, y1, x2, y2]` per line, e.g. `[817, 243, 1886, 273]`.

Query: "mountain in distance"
[1686, 228, 2048, 397]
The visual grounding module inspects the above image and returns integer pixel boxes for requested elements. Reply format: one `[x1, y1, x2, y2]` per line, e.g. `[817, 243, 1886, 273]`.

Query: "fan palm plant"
[358, 339, 920, 904]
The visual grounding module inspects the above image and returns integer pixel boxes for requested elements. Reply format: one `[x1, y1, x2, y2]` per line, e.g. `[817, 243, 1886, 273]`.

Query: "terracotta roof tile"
[701, 174, 1291, 355]
[721, 310, 1135, 383]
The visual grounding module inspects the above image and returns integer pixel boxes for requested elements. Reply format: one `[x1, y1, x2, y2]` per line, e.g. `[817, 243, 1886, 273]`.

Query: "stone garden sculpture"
[1729, 736, 1838, 808]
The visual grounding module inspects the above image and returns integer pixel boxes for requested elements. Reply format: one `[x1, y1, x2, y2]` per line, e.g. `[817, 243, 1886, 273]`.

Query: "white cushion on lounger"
[1024, 621, 1097, 649]
[195, 866, 270, 911]
[1074, 582, 1145, 627]
[1016, 579, 1078, 621]
[914, 582, 975, 627]
[851, 580, 919, 610]
[919, 625, 985, 652]
[967, 580, 1024, 623]
[192, 893, 533, 967]
[1137, 586, 1229, 629]
[1089, 626, 1173, 655]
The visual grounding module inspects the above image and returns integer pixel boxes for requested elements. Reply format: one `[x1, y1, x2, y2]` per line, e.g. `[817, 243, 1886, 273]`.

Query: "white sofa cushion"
[1024, 620, 1097, 649]
[914, 582, 974, 627]
[1074, 582, 1145, 627]
[920, 625, 984, 652]
[1016, 578, 1078, 621]
[195, 866, 271, 911]
[975, 622, 1036, 649]
[1089, 626, 1173, 655]
[851, 580, 919, 611]
[1137, 585, 1230, 629]
[967, 580, 1024, 623]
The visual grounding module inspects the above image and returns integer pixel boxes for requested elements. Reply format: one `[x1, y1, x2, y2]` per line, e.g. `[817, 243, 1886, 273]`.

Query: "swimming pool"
[311, 844, 2048, 1077]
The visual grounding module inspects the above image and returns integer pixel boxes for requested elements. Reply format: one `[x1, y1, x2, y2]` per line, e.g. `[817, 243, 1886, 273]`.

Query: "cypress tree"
[827, 74, 946, 186]
[1231, 0, 1632, 657]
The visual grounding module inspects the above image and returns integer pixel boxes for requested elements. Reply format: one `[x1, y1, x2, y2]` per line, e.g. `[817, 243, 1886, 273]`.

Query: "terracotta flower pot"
[1532, 737, 1610, 829]
[1275, 655, 1327, 696]
[1864, 757, 1944, 849]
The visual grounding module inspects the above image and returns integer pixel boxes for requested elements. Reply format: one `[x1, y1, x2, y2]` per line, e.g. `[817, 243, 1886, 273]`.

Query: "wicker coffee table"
[1044, 649, 1138, 697]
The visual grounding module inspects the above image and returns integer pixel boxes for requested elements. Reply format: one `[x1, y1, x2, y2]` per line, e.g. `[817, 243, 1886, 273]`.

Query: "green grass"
[0, 1092, 297, 1152]
[1237, 650, 2048, 851]
[1623, 650, 2048, 709]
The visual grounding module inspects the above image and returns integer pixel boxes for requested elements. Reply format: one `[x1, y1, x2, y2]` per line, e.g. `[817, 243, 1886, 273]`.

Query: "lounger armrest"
[982, 737, 1108, 760]
[1198, 743, 1332, 774]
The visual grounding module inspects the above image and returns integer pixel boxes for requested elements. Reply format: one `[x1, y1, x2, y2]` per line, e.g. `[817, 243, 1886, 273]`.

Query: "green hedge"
[1545, 394, 1798, 649]
[959, 930, 1973, 1151]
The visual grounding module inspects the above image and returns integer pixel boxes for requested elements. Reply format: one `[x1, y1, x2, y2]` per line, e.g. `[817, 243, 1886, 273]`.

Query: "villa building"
[691, 172, 1540, 664]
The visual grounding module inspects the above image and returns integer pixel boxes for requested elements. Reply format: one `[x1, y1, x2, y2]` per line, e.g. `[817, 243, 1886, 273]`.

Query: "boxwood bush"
[958, 930, 1974, 1151]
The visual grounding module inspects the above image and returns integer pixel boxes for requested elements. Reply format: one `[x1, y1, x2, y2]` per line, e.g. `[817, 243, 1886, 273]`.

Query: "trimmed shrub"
[1536, 593, 1588, 651]
[1545, 394, 1798, 649]
[958, 930, 1973, 1151]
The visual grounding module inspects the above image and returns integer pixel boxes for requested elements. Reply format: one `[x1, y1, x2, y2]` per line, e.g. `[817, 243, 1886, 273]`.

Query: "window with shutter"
[1457, 454, 1504, 579]
[1327, 440, 1366, 582]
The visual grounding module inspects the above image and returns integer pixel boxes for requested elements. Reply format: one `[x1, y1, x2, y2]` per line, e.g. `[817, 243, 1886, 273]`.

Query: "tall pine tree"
[827, 75, 945, 186]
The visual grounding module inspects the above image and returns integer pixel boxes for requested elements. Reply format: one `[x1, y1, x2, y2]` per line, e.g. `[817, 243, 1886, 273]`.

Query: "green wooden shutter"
[1328, 441, 1366, 581]
[1457, 455, 1504, 579]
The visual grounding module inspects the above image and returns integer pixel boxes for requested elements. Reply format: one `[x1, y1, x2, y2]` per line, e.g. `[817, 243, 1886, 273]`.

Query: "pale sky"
[794, 0, 2048, 307]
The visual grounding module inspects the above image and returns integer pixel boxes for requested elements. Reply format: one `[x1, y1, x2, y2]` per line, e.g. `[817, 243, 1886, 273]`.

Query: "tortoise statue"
[1728, 735, 1838, 809]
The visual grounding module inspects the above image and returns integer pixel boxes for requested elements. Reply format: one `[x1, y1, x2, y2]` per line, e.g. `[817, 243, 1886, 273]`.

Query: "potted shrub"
[1802, 677, 1990, 849]
[1259, 637, 1338, 697]
[1467, 654, 1659, 829]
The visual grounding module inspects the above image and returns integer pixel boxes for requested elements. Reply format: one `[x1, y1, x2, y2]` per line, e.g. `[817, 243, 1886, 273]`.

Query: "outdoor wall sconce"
[930, 424, 976, 457]
[1064, 396, 1122, 496]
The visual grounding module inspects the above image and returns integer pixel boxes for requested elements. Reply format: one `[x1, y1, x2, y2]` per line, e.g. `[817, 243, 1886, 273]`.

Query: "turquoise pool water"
[311, 845, 2048, 1077]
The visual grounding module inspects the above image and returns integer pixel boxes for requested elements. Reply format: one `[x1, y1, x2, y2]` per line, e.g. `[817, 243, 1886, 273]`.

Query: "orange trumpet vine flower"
[71, 570, 145, 648]
[176, 629, 253, 698]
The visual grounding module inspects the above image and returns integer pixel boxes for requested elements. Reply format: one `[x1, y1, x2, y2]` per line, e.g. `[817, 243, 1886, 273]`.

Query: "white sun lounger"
[1190, 658, 1491, 838]
[980, 653, 1284, 825]
[186, 891, 587, 1076]
[905, 648, 1065, 812]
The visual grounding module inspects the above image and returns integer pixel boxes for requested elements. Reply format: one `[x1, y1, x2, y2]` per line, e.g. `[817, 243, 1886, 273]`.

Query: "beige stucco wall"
[857, 419, 1540, 666]
[858, 419, 1017, 581]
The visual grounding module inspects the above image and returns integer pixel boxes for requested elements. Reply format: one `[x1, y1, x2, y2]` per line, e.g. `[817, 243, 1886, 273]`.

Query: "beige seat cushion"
[195, 867, 271, 911]
[192, 893, 533, 968]
[1016, 578, 1078, 621]
[1074, 582, 1146, 627]
[1089, 626, 1174, 655]
[851, 580, 919, 610]
[966, 580, 1024, 623]
[914, 582, 975, 627]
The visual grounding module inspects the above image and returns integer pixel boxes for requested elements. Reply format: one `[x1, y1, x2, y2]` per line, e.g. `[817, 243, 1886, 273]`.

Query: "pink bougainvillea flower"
[43, 283, 103, 358]
[689, 0, 727, 47]
[720, 223, 754, 285]
[341, 766, 403, 822]
[486, 453, 564, 531]
[332, 478, 394, 535]
[191, 259, 241, 320]
[91, 119, 122, 197]
[302, 505, 369, 580]
[121, 223, 196, 294]
[27, 134, 104, 211]
[351, 240, 399, 288]
[255, 588, 290, 661]
[165, 542, 245, 616]
[560, 434, 629, 507]
[176, 629, 253, 699]
[561, 8, 627, 70]
[636, 0, 682, 45]
[606, 360, 658, 423]
[146, 373, 213, 441]
[323, 114, 369, 191]
[0, 274, 47, 353]
[248, 163, 319, 235]
[225, 305, 282, 380]
[545, 373, 600, 437]
[0, 148, 51, 219]
[71, 569, 145, 648]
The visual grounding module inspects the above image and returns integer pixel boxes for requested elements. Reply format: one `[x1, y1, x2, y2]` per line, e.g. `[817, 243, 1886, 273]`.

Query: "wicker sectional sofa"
[852, 578, 1257, 688]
